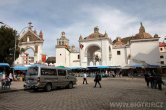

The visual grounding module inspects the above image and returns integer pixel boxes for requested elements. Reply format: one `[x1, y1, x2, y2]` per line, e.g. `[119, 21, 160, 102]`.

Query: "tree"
[0, 25, 19, 66]
[46, 57, 56, 65]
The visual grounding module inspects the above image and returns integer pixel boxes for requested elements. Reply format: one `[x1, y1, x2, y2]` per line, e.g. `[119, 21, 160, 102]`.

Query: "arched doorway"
[86, 45, 101, 66]
[24, 47, 34, 64]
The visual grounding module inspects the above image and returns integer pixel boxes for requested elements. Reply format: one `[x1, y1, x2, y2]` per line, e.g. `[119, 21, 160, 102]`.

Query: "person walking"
[83, 73, 88, 84]
[94, 72, 102, 88]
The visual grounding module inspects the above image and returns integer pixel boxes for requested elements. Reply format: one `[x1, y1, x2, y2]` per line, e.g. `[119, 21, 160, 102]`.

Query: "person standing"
[9, 71, 13, 83]
[83, 73, 88, 84]
[94, 72, 102, 88]
[157, 75, 164, 90]
[144, 70, 150, 87]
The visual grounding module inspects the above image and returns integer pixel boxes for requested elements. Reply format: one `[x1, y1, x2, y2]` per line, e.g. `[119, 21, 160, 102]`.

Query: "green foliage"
[20, 48, 25, 53]
[46, 57, 55, 65]
[0, 25, 19, 66]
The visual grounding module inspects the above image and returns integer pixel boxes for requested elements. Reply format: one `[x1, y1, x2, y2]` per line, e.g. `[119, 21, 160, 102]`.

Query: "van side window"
[58, 70, 66, 76]
[41, 68, 57, 76]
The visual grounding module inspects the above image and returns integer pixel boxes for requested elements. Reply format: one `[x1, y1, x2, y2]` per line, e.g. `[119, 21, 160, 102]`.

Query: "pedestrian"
[83, 72, 88, 84]
[157, 75, 164, 90]
[149, 71, 154, 89]
[9, 71, 13, 83]
[144, 71, 150, 87]
[94, 72, 102, 88]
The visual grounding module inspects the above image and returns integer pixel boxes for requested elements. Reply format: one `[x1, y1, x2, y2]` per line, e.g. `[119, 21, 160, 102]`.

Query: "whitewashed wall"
[111, 47, 127, 67]
[70, 52, 80, 66]
[130, 38, 160, 65]
[56, 48, 70, 66]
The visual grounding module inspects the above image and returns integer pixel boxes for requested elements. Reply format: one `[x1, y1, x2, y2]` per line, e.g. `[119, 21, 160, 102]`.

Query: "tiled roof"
[159, 42, 166, 47]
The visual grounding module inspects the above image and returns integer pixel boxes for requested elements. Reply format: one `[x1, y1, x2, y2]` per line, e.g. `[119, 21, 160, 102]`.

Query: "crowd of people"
[144, 70, 165, 90]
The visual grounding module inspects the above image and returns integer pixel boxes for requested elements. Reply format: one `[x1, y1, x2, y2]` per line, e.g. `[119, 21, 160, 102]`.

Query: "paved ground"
[0, 77, 166, 110]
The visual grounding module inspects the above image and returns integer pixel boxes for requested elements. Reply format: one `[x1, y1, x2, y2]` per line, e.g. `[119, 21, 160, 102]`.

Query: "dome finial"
[140, 22, 143, 26]
[139, 22, 145, 33]
[28, 22, 32, 30]
[94, 26, 99, 33]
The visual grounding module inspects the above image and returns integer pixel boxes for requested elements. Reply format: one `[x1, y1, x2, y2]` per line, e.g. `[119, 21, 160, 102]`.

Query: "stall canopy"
[96, 65, 109, 69]
[145, 64, 160, 68]
[13, 65, 28, 71]
[0, 63, 10, 67]
[87, 65, 109, 70]
[56, 66, 66, 68]
[125, 64, 144, 68]
[69, 66, 85, 69]
[109, 66, 121, 69]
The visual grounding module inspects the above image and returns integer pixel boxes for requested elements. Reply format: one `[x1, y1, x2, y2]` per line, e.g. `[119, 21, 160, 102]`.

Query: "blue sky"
[0, 0, 166, 56]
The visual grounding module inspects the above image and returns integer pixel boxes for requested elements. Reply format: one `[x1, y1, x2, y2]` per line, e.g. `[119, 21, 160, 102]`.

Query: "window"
[160, 55, 164, 58]
[41, 68, 57, 76]
[59, 41, 61, 45]
[160, 48, 163, 51]
[78, 55, 80, 59]
[117, 51, 121, 55]
[161, 61, 164, 64]
[58, 70, 66, 76]
[27, 67, 38, 76]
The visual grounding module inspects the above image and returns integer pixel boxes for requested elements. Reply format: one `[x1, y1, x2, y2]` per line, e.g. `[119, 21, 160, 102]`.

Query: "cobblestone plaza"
[0, 77, 165, 110]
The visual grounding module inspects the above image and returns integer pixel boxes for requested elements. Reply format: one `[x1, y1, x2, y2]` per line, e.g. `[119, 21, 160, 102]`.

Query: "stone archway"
[16, 23, 44, 65]
[86, 44, 101, 66]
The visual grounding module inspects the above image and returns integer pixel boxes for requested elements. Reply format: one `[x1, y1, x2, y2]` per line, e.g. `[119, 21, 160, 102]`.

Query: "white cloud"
[49, 5, 140, 55]
[1, 1, 166, 57]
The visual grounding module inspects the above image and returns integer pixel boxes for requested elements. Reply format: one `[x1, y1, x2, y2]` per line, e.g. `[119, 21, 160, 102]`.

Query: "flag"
[42, 54, 46, 63]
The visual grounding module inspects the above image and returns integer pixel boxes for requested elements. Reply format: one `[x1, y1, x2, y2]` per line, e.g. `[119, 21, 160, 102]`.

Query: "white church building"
[55, 23, 160, 67]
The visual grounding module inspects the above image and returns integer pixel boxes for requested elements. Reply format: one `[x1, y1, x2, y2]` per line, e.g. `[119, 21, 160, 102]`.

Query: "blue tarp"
[96, 65, 109, 69]
[87, 66, 98, 70]
[0, 63, 10, 67]
[87, 65, 109, 69]
[127, 64, 144, 68]
[146, 64, 160, 68]
[13, 66, 28, 71]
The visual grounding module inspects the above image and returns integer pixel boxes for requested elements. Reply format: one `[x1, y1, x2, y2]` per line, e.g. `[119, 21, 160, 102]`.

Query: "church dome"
[113, 37, 125, 45]
[60, 32, 68, 40]
[86, 26, 105, 39]
[133, 22, 153, 39]
[134, 32, 152, 39]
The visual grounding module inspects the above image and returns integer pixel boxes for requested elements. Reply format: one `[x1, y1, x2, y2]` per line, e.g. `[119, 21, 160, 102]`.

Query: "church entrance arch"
[86, 44, 101, 66]
[16, 22, 44, 65]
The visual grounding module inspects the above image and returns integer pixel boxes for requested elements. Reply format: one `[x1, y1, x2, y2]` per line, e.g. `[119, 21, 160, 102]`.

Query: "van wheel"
[68, 82, 73, 89]
[45, 83, 52, 92]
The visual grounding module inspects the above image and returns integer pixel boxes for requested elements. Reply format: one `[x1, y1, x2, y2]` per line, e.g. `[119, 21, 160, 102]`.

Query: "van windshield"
[27, 67, 38, 76]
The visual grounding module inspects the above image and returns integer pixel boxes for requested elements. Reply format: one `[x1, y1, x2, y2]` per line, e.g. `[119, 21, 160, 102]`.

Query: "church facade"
[55, 23, 160, 67]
